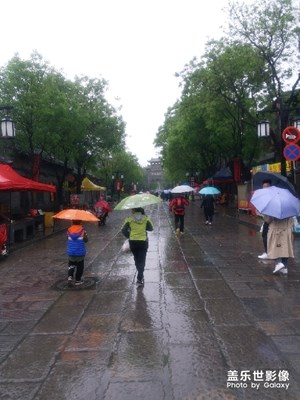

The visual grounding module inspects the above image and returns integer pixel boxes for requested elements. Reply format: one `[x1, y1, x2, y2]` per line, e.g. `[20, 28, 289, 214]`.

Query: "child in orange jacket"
[67, 220, 88, 285]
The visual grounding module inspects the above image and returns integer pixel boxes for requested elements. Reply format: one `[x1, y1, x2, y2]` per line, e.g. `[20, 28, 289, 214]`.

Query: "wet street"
[1, 200, 300, 400]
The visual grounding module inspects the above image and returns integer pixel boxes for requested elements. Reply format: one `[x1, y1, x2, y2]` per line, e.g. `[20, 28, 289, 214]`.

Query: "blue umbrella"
[199, 186, 221, 195]
[250, 186, 300, 219]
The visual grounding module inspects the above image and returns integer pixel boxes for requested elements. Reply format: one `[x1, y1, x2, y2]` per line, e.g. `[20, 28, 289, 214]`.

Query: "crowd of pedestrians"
[62, 176, 299, 286]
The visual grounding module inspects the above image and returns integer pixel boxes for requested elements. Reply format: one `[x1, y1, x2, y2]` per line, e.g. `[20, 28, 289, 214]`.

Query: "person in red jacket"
[169, 195, 189, 236]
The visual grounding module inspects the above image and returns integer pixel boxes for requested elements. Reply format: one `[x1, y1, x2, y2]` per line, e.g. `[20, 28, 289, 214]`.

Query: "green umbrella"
[114, 193, 162, 210]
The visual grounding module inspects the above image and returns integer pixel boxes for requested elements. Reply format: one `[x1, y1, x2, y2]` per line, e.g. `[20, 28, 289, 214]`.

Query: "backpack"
[174, 197, 185, 215]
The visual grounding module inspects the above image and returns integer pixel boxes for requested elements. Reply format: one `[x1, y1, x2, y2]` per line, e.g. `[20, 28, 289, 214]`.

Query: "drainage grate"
[52, 277, 98, 291]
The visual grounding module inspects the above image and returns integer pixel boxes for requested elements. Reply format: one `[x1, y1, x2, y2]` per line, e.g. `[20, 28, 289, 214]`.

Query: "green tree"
[0, 52, 126, 204]
[63, 75, 126, 192]
[228, 0, 300, 167]
[155, 41, 265, 181]
[0, 52, 58, 166]
[91, 149, 144, 200]
[195, 40, 266, 165]
[155, 0, 300, 181]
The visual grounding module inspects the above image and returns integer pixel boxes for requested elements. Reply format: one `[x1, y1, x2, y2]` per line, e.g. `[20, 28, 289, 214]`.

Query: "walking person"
[258, 179, 272, 259]
[169, 195, 189, 236]
[201, 194, 215, 225]
[121, 207, 154, 286]
[67, 220, 88, 286]
[265, 216, 294, 275]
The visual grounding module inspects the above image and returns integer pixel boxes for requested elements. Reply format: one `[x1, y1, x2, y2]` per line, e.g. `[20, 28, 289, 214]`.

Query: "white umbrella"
[171, 185, 194, 193]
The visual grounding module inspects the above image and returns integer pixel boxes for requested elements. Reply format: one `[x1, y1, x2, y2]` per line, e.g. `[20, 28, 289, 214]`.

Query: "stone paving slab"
[0, 334, 66, 380]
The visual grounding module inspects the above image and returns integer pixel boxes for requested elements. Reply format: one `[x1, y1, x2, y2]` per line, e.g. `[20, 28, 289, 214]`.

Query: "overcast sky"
[1, 0, 235, 166]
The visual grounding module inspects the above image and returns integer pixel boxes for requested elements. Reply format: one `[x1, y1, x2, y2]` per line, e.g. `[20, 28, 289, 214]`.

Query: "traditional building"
[145, 158, 166, 191]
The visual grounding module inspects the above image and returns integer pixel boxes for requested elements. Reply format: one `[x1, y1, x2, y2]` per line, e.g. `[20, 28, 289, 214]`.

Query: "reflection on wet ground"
[0, 201, 300, 399]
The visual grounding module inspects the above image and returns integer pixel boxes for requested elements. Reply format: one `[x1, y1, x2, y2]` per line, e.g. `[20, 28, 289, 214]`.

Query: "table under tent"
[0, 164, 56, 245]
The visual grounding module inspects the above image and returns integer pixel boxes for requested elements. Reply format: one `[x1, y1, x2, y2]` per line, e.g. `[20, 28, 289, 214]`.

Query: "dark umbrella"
[252, 171, 296, 195]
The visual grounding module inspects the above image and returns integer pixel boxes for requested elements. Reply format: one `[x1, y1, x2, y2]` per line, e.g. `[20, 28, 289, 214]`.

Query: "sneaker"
[68, 276, 73, 282]
[258, 252, 269, 259]
[273, 263, 285, 274]
[136, 279, 144, 286]
[176, 228, 180, 237]
[205, 221, 209, 225]
[75, 280, 84, 286]
[180, 231, 184, 235]
[280, 268, 288, 275]
[208, 222, 212, 225]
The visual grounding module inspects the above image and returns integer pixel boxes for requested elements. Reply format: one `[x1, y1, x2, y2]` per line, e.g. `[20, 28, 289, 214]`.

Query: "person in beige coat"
[265, 216, 294, 275]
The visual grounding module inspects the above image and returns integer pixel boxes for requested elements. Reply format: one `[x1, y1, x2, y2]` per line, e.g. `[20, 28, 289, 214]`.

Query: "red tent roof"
[0, 164, 56, 192]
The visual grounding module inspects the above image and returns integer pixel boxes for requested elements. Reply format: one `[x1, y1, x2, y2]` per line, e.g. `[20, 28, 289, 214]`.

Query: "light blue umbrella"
[199, 186, 220, 195]
[250, 186, 300, 219]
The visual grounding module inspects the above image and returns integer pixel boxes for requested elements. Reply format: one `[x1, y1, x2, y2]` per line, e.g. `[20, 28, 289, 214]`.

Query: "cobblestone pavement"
[0, 201, 300, 400]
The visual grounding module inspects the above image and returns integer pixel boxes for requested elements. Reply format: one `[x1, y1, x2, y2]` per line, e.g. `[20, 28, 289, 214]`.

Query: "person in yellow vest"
[121, 208, 154, 286]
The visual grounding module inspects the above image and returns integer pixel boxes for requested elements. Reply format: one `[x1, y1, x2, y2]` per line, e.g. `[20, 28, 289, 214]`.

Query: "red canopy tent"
[0, 164, 56, 246]
[0, 164, 56, 192]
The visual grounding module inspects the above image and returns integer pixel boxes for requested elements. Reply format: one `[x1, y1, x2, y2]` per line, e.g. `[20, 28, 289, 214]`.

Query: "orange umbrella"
[53, 209, 99, 222]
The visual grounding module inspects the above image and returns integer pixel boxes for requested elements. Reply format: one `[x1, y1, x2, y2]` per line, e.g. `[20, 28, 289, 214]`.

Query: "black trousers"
[262, 222, 269, 253]
[68, 259, 84, 281]
[174, 214, 185, 232]
[203, 207, 214, 223]
[129, 240, 148, 281]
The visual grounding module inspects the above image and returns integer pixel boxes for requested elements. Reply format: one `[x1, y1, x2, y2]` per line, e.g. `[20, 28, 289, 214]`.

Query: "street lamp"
[0, 106, 15, 165]
[257, 119, 270, 138]
[257, 103, 300, 177]
[111, 175, 115, 201]
[0, 106, 15, 138]
[257, 115, 287, 175]
[293, 117, 300, 130]
[111, 173, 124, 201]
[116, 174, 123, 201]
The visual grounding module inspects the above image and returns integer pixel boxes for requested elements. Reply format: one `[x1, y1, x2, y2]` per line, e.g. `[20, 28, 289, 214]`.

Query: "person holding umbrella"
[121, 207, 154, 286]
[53, 209, 99, 286]
[169, 194, 189, 236]
[67, 220, 89, 285]
[265, 216, 294, 275]
[258, 179, 272, 259]
[250, 186, 300, 275]
[201, 194, 215, 225]
[94, 199, 112, 226]
[199, 186, 220, 225]
[115, 193, 160, 286]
